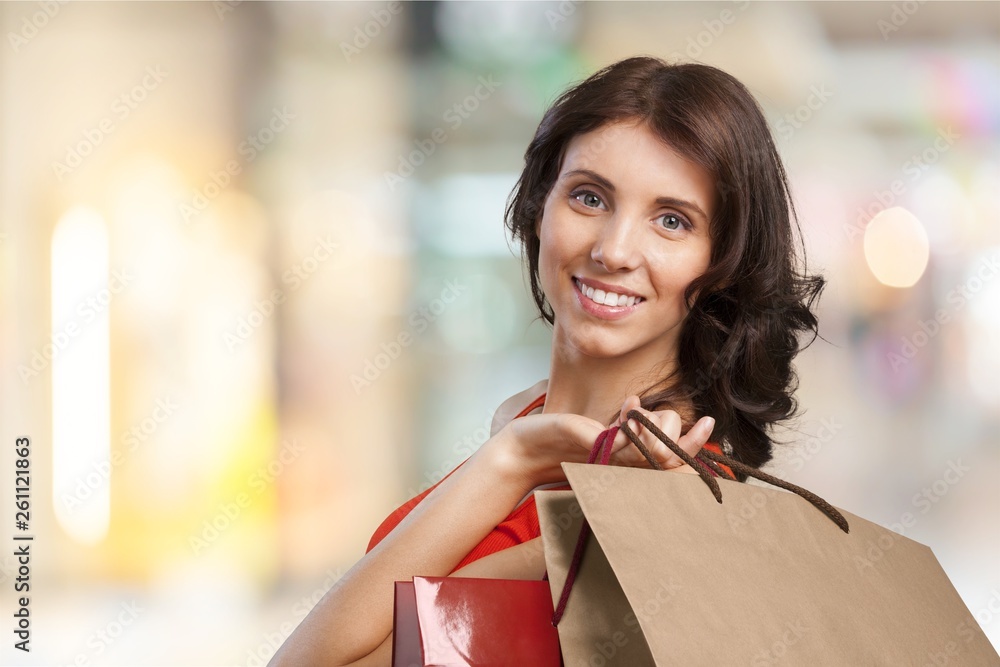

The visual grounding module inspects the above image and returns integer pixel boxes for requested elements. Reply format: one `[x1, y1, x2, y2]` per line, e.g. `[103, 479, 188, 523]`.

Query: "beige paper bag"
[537, 490, 657, 666]
[538, 464, 999, 666]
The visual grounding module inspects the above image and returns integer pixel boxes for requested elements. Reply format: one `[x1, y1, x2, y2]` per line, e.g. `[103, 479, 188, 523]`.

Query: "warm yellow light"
[863, 207, 929, 288]
[51, 206, 111, 545]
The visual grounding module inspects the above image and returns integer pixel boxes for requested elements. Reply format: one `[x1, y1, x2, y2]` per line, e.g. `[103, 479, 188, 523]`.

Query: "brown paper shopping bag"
[537, 411, 1000, 666]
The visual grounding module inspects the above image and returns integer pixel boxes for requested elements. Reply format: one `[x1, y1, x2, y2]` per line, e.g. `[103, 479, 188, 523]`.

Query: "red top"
[366, 394, 731, 572]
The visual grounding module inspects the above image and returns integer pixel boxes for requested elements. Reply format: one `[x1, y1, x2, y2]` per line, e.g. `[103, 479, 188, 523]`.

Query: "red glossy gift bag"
[389, 426, 623, 666]
[391, 575, 561, 666]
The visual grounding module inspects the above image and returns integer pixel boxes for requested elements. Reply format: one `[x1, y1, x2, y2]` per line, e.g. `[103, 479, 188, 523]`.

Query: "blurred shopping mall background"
[1, 1, 998, 664]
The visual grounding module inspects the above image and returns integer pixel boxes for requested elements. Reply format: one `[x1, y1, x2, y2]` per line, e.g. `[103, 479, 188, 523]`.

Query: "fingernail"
[704, 417, 716, 432]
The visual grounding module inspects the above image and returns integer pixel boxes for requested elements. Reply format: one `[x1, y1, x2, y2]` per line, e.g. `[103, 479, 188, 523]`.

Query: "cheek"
[537, 216, 571, 281]
[536, 227, 557, 294]
[651, 252, 709, 305]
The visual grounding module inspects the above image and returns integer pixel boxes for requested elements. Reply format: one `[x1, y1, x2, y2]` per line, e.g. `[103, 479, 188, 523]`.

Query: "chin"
[567, 334, 632, 359]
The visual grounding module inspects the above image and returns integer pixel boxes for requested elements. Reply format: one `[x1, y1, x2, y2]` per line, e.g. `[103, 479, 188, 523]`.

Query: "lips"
[571, 277, 645, 321]
[573, 277, 645, 308]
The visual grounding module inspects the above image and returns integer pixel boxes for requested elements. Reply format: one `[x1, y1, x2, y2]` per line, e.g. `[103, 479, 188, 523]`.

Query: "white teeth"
[575, 278, 641, 309]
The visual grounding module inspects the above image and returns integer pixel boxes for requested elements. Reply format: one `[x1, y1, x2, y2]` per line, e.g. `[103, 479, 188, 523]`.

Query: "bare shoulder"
[490, 378, 549, 437]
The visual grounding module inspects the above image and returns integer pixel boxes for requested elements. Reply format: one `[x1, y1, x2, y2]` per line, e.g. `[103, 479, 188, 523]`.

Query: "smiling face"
[536, 119, 716, 369]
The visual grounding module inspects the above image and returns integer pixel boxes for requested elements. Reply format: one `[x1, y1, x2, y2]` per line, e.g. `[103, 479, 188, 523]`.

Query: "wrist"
[477, 428, 537, 496]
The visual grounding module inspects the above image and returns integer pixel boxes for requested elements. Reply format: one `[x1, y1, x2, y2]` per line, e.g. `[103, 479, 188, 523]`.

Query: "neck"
[541, 327, 678, 426]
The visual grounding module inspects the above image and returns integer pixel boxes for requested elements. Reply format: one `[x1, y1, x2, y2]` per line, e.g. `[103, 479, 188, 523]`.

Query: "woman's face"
[536, 119, 715, 366]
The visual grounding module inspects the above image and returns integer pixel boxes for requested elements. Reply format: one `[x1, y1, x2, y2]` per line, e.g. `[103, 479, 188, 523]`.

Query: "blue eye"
[658, 213, 689, 231]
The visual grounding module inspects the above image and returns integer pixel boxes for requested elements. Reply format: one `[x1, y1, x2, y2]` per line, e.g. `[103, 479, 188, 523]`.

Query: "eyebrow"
[562, 168, 710, 223]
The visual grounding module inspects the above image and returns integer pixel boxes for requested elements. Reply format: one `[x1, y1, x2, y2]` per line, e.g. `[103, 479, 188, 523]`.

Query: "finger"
[635, 409, 685, 468]
[609, 442, 647, 469]
[607, 396, 644, 460]
[608, 396, 640, 447]
[650, 415, 716, 472]
[615, 406, 682, 468]
[612, 409, 718, 471]
[616, 395, 642, 428]
[631, 409, 722, 471]
[675, 416, 716, 460]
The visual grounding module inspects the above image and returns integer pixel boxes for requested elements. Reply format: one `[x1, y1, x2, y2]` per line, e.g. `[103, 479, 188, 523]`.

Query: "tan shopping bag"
[537, 413, 1000, 666]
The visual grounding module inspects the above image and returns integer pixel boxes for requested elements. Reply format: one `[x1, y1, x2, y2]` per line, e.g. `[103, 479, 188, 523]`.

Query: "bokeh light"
[864, 206, 930, 288]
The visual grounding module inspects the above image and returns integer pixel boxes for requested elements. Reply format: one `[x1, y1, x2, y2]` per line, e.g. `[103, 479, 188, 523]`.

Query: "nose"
[591, 210, 641, 272]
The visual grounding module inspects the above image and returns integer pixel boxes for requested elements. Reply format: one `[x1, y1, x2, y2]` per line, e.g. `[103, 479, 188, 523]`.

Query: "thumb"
[672, 415, 718, 463]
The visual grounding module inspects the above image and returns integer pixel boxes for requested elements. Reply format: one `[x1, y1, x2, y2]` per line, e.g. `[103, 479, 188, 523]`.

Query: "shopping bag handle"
[550, 426, 618, 624]
[552, 414, 849, 626]
[619, 410, 849, 533]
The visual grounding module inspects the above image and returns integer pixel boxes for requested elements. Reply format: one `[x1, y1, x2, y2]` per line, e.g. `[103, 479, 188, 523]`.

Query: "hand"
[609, 395, 716, 474]
[489, 412, 611, 488]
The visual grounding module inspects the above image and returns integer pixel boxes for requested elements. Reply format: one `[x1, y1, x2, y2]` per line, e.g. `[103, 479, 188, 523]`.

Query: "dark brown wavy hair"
[504, 56, 826, 480]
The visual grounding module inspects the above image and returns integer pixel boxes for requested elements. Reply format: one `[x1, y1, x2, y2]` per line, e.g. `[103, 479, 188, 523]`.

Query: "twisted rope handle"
[550, 426, 617, 624]
[552, 411, 850, 626]
[619, 410, 850, 533]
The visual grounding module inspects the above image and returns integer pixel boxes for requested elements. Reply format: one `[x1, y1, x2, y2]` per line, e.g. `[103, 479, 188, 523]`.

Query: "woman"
[270, 55, 824, 666]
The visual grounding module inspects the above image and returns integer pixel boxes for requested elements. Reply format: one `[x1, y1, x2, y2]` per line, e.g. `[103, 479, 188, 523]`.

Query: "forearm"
[269, 438, 533, 667]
